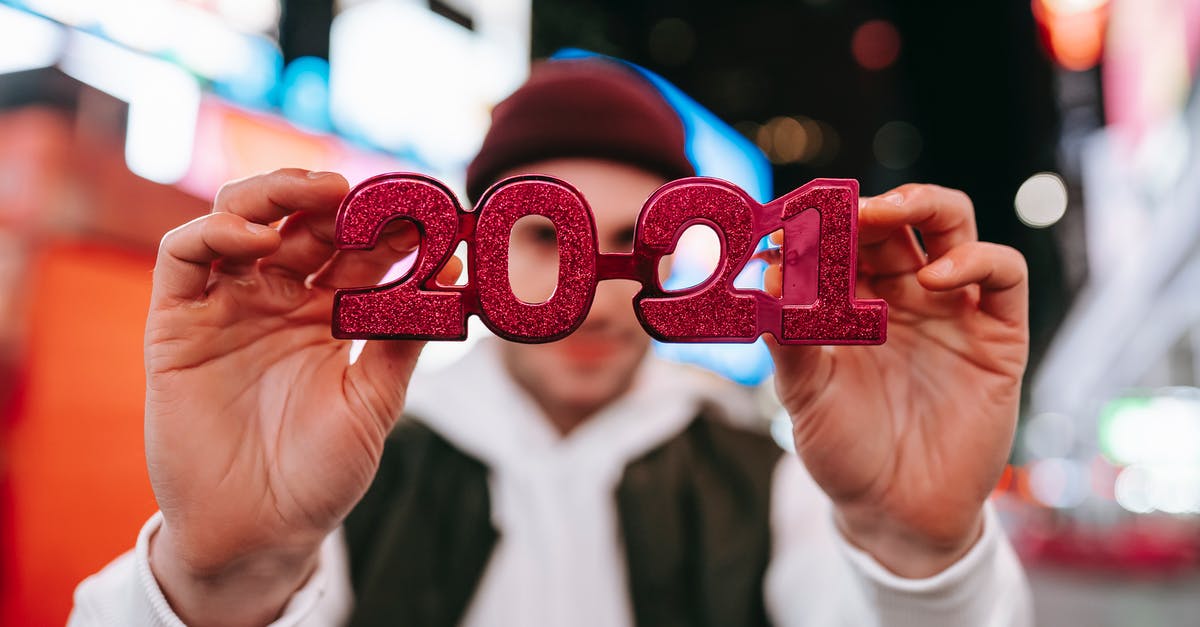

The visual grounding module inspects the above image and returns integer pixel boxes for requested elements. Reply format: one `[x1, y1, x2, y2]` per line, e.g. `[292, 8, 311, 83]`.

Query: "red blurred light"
[851, 20, 901, 71]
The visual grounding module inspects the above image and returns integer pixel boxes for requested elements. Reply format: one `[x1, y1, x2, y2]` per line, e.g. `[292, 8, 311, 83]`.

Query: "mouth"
[556, 329, 631, 364]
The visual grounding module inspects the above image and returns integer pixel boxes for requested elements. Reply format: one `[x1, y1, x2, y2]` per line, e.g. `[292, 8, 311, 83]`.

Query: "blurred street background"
[1, 0, 1198, 624]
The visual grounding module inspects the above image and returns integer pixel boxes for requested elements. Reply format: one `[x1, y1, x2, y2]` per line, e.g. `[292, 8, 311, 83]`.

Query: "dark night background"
[530, 0, 1071, 371]
[277, 0, 1076, 369]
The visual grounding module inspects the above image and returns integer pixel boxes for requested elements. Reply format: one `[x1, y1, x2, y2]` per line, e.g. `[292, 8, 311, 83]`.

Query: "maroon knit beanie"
[465, 58, 695, 203]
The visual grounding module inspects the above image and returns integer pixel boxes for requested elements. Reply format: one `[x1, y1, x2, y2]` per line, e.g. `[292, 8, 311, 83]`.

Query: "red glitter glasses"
[331, 173, 886, 345]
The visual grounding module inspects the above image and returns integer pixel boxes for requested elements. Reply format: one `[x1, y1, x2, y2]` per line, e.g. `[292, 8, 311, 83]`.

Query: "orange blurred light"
[1033, 0, 1110, 71]
[994, 463, 1015, 496]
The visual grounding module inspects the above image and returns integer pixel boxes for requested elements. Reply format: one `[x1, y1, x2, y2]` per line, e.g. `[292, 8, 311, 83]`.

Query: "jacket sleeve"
[68, 512, 354, 627]
[764, 454, 1033, 627]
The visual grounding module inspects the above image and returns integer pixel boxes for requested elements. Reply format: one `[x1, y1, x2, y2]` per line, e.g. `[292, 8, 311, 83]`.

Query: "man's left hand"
[765, 183, 1028, 578]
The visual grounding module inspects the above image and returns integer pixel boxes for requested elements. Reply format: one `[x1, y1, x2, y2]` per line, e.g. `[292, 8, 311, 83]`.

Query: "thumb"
[765, 335, 833, 415]
[349, 339, 427, 425]
[763, 254, 835, 412]
[343, 255, 464, 424]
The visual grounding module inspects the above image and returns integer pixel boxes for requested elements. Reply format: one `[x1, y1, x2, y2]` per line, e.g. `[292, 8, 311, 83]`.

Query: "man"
[71, 58, 1032, 626]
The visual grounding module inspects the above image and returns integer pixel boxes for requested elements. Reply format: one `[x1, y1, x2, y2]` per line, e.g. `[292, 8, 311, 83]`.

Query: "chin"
[503, 339, 648, 414]
[557, 373, 630, 409]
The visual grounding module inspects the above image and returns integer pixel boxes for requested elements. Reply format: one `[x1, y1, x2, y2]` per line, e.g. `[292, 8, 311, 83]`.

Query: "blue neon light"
[551, 48, 777, 387]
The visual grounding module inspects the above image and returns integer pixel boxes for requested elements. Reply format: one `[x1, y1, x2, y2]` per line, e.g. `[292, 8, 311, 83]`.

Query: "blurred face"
[495, 158, 666, 430]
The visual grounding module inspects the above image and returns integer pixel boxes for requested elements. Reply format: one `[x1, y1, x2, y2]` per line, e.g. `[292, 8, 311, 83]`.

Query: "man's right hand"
[144, 169, 456, 627]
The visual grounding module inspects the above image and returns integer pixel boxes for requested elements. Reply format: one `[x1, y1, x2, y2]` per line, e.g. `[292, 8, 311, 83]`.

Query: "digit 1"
[779, 180, 887, 344]
[472, 176, 599, 342]
[332, 173, 467, 339]
[633, 179, 759, 341]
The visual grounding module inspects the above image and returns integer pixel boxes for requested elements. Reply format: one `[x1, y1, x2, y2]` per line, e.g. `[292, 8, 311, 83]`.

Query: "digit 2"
[332, 173, 468, 340]
[632, 179, 761, 341]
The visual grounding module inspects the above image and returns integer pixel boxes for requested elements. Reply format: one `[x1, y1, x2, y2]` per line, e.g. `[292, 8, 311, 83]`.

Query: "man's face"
[495, 158, 666, 422]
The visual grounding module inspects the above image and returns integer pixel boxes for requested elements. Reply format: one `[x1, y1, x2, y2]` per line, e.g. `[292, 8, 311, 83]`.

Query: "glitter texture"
[472, 176, 598, 342]
[331, 172, 885, 346]
[633, 179, 759, 341]
[778, 181, 887, 344]
[332, 173, 468, 339]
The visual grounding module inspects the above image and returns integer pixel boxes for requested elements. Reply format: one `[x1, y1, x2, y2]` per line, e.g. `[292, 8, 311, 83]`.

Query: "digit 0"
[332, 173, 468, 340]
[472, 176, 599, 342]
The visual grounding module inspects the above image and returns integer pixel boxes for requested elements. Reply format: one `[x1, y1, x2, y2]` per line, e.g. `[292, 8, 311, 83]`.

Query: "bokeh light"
[1014, 172, 1068, 227]
[851, 19, 901, 71]
[752, 116, 837, 165]
[1032, 0, 1109, 71]
[1114, 464, 1200, 515]
[872, 120, 922, 170]
[647, 17, 696, 67]
[767, 116, 807, 162]
[280, 56, 333, 132]
[1023, 411, 1078, 459]
[1114, 464, 1156, 513]
[1099, 393, 1200, 467]
[1028, 457, 1090, 508]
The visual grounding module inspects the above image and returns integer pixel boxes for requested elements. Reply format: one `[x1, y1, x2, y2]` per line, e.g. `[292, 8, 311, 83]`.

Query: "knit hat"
[465, 58, 695, 203]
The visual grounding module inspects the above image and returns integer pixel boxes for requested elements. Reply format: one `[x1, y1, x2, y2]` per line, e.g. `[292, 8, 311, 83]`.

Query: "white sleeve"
[68, 512, 354, 627]
[764, 454, 1033, 627]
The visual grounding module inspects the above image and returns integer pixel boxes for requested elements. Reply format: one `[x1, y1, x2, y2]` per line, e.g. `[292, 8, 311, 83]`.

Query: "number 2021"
[331, 173, 886, 345]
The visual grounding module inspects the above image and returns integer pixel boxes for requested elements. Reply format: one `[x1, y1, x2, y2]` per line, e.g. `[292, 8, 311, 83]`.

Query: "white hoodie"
[70, 340, 1032, 627]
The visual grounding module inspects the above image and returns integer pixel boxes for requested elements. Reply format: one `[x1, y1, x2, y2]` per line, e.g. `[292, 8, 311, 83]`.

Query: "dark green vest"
[342, 407, 783, 627]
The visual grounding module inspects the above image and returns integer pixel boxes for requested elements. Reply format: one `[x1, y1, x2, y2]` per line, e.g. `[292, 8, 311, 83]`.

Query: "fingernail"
[306, 170, 338, 180]
[246, 222, 270, 234]
[883, 193, 905, 206]
[926, 257, 953, 276]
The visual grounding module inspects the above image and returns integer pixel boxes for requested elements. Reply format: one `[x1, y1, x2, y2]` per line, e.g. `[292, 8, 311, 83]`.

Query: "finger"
[436, 254, 464, 285]
[310, 223, 424, 289]
[257, 212, 337, 280]
[859, 184, 977, 259]
[917, 242, 1028, 325]
[764, 263, 781, 297]
[764, 335, 832, 413]
[260, 173, 390, 280]
[347, 338, 426, 433]
[261, 198, 421, 281]
[857, 226, 926, 277]
[213, 169, 349, 224]
[764, 221, 924, 280]
[346, 254, 464, 427]
[153, 212, 281, 303]
[212, 169, 349, 276]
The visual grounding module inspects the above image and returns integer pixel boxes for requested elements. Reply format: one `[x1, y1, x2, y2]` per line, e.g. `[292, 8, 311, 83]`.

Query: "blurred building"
[0, 1, 531, 623]
[1024, 0, 1200, 525]
[1003, 3, 1200, 623]
[3, 0, 1198, 625]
